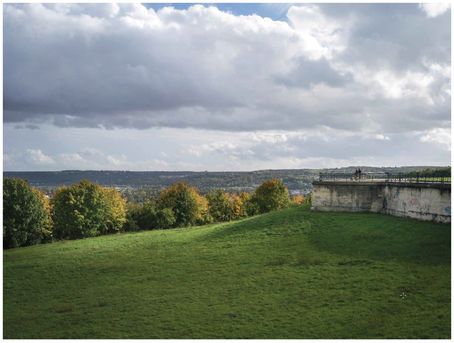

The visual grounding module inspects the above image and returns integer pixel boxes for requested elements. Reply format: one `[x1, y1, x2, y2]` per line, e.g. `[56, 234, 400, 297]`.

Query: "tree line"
[406, 167, 451, 178]
[4, 178, 308, 249]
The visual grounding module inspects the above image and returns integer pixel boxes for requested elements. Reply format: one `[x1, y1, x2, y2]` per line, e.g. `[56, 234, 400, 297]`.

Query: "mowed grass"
[3, 205, 451, 338]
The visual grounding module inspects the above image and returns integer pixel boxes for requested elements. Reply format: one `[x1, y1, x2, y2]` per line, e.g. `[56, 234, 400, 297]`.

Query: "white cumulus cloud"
[419, 3, 450, 18]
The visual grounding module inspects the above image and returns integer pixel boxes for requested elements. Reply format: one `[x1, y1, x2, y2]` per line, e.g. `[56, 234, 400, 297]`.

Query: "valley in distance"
[4, 166, 444, 202]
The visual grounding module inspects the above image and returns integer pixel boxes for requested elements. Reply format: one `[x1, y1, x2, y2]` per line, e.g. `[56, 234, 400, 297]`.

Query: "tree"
[102, 187, 127, 234]
[207, 189, 233, 222]
[135, 201, 157, 230]
[194, 191, 211, 225]
[291, 194, 305, 205]
[124, 203, 141, 232]
[52, 180, 125, 239]
[155, 208, 176, 229]
[240, 191, 259, 216]
[253, 179, 290, 213]
[157, 182, 207, 227]
[228, 193, 244, 220]
[3, 178, 52, 248]
[207, 190, 245, 222]
[33, 189, 53, 242]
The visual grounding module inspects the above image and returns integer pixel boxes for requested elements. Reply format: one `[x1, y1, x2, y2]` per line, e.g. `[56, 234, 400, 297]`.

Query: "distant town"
[4, 166, 447, 203]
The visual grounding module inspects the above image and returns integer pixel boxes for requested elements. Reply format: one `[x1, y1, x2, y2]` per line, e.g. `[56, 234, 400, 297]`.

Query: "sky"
[3, 3, 451, 171]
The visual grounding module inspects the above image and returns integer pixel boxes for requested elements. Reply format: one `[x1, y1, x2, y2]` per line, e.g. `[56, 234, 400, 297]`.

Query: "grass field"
[3, 205, 451, 338]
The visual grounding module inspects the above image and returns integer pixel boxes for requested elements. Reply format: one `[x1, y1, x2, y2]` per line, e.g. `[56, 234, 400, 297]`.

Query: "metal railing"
[318, 172, 386, 182]
[384, 173, 450, 184]
[319, 172, 451, 184]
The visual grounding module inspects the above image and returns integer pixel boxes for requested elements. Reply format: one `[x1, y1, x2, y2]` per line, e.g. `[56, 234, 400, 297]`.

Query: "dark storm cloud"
[3, 3, 451, 134]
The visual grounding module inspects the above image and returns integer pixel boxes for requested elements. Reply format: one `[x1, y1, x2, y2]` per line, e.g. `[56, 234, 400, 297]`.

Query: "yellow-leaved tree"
[157, 182, 208, 227]
[102, 187, 127, 234]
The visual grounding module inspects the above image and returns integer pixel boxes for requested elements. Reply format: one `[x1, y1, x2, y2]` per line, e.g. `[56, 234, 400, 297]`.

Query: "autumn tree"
[102, 187, 127, 234]
[240, 191, 259, 216]
[3, 178, 52, 248]
[228, 193, 244, 219]
[52, 180, 126, 239]
[253, 179, 290, 213]
[207, 189, 233, 222]
[157, 182, 208, 227]
[291, 194, 305, 205]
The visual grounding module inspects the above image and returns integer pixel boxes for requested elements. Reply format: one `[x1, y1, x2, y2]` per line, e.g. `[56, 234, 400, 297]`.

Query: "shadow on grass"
[198, 206, 450, 266]
[306, 210, 451, 266]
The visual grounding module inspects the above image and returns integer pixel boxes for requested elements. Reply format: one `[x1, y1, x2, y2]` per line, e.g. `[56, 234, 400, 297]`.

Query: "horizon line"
[3, 165, 451, 174]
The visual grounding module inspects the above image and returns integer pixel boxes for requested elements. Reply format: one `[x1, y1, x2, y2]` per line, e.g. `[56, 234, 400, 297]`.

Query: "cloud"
[4, 124, 450, 171]
[25, 149, 55, 165]
[3, 3, 450, 136]
[420, 128, 451, 150]
[177, 127, 450, 168]
[419, 3, 450, 18]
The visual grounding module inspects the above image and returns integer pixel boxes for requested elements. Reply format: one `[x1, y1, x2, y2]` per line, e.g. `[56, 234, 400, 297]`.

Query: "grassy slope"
[3, 205, 451, 338]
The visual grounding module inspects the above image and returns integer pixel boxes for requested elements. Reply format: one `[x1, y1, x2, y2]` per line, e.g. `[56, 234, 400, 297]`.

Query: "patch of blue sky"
[143, 3, 292, 21]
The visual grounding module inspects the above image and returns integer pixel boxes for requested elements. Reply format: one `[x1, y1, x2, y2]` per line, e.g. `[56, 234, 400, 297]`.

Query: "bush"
[157, 182, 207, 227]
[52, 180, 126, 239]
[253, 179, 290, 213]
[3, 178, 52, 248]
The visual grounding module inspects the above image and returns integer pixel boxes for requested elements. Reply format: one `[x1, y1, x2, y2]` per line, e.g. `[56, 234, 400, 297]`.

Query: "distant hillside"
[3, 166, 445, 193]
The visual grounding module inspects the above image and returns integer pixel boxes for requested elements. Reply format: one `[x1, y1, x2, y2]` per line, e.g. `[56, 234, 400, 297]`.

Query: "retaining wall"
[311, 181, 451, 223]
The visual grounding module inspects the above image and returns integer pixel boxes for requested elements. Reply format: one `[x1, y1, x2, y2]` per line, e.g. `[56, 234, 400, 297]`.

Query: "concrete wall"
[383, 183, 451, 223]
[312, 181, 451, 223]
[311, 182, 384, 213]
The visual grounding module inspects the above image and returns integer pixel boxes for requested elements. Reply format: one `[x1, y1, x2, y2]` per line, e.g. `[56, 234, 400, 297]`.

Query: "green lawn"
[3, 205, 451, 338]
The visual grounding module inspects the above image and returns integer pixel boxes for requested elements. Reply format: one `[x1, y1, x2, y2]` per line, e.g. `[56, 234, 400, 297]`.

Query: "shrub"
[52, 180, 125, 239]
[157, 182, 207, 227]
[253, 179, 290, 213]
[3, 178, 52, 248]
